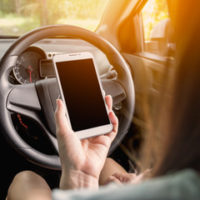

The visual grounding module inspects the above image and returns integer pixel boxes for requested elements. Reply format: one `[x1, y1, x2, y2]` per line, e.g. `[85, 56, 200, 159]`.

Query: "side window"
[142, 0, 172, 56]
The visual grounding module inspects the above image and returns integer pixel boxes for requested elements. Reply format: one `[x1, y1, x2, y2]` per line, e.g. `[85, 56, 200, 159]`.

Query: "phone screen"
[56, 58, 110, 132]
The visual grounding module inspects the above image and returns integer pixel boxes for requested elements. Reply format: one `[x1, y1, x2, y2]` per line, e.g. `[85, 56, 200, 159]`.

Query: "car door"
[124, 0, 173, 124]
[97, 0, 174, 160]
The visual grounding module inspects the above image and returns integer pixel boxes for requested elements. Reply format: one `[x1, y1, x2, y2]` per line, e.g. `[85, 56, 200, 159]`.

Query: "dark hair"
[141, 0, 200, 176]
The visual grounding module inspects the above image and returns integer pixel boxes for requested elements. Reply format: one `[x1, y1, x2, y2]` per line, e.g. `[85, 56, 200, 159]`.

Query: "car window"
[0, 0, 109, 36]
[142, 0, 171, 56]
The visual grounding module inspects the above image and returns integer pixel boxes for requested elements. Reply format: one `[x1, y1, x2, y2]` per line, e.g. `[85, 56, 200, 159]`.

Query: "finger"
[109, 111, 118, 133]
[55, 99, 71, 135]
[112, 172, 134, 183]
[105, 95, 113, 112]
[55, 99, 81, 156]
[105, 175, 122, 185]
[106, 111, 118, 141]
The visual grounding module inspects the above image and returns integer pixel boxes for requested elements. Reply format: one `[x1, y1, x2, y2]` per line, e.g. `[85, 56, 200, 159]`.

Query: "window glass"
[0, 0, 109, 36]
[142, 0, 170, 55]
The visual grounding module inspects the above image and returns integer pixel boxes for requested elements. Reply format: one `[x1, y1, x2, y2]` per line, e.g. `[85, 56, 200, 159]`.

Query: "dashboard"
[0, 38, 112, 85]
[12, 46, 48, 84]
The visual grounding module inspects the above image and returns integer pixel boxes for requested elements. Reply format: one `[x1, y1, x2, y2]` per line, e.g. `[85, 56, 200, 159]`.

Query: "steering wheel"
[0, 25, 135, 170]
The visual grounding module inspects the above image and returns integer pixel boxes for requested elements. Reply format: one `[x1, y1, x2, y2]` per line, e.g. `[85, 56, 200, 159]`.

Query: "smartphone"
[53, 52, 113, 139]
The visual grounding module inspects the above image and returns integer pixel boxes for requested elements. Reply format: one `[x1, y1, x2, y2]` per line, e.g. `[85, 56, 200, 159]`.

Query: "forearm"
[60, 170, 99, 190]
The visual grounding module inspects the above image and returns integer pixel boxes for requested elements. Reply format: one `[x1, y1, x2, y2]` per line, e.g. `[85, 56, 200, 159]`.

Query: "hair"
[140, 0, 200, 176]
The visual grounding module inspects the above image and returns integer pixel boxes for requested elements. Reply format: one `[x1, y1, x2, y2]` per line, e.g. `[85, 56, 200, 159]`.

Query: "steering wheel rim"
[0, 25, 135, 170]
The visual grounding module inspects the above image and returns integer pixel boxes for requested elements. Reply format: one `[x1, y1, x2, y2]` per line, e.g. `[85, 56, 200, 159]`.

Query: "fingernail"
[56, 99, 61, 108]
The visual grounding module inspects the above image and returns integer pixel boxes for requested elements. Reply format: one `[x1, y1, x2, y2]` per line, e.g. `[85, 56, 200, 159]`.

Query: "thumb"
[55, 99, 82, 160]
[55, 99, 71, 136]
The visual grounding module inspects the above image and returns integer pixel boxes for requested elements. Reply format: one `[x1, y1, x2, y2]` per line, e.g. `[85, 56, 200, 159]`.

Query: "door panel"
[123, 52, 166, 126]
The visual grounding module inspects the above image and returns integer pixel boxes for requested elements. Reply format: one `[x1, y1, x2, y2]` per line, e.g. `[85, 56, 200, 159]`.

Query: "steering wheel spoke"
[7, 83, 41, 113]
[7, 83, 59, 153]
[102, 79, 126, 107]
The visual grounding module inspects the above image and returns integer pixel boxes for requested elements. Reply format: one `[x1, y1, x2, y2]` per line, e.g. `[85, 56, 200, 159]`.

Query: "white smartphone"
[53, 52, 113, 139]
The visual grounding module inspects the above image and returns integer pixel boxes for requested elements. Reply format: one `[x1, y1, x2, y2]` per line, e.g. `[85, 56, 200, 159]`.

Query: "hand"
[105, 169, 151, 185]
[105, 173, 139, 185]
[55, 95, 118, 189]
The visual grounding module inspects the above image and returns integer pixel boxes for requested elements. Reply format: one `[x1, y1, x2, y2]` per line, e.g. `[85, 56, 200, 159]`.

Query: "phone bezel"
[53, 52, 113, 139]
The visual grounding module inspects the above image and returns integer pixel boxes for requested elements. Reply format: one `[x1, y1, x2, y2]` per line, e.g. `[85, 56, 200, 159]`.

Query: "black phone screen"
[56, 58, 110, 132]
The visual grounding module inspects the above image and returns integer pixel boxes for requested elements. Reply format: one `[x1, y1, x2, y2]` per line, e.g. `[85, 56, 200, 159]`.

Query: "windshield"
[0, 0, 108, 36]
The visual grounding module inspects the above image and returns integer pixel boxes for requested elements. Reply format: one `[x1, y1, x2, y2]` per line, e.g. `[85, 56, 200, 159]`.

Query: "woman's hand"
[55, 95, 118, 189]
[105, 173, 142, 185]
[105, 169, 151, 185]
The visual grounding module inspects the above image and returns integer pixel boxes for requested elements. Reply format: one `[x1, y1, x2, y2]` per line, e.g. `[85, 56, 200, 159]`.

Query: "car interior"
[0, 0, 174, 198]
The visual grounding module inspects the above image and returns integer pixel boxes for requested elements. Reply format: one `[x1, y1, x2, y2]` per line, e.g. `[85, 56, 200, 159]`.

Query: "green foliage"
[142, 0, 169, 41]
[45, 0, 67, 24]
[16, 0, 67, 25]
[66, 0, 107, 19]
[154, 0, 169, 21]
[0, 0, 15, 13]
[0, 0, 108, 35]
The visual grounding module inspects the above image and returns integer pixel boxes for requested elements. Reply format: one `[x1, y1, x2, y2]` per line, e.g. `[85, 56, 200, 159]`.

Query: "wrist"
[60, 169, 99, 190]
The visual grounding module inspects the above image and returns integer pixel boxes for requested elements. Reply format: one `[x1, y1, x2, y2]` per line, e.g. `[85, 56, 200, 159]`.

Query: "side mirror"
[145, 19, 175, 56]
